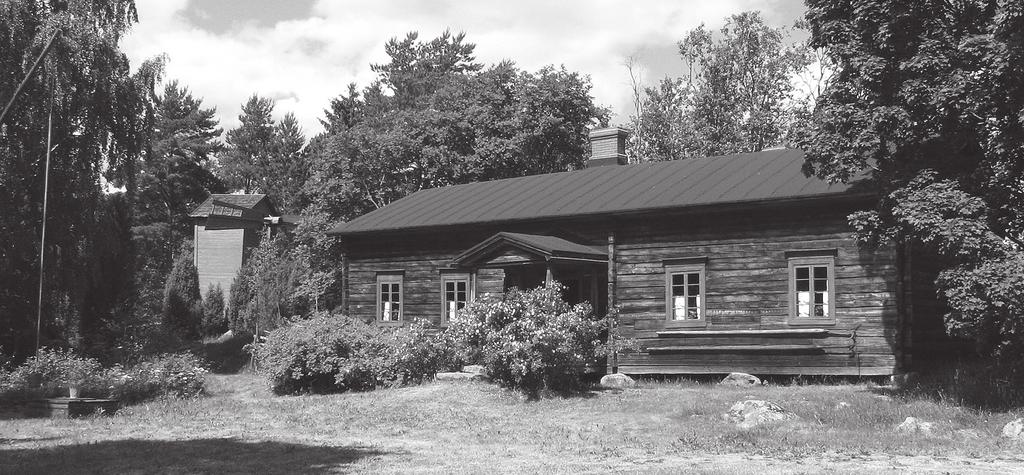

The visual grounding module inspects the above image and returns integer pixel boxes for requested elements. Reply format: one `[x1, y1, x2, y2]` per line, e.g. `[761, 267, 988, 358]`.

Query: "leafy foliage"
[0, 0, 154, 359]
[447, 284, 605, 397]
[0, 348, 205, 402]
[254, 314, 454, 395]
[800, 0, 1024, 357]
[226, 234, 304, 336]
[306, 31, 608, 224]
[628, 11, 813, 161]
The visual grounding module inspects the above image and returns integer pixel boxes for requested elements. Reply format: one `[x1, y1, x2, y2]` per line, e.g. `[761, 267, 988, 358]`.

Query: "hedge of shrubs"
[0, 348, 207, 403]
[254, 314, 458, 395]
[256, 284, 607, 398]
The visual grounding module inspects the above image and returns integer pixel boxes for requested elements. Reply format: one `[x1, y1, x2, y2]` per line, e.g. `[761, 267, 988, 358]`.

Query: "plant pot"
[68, 386, 81, 399]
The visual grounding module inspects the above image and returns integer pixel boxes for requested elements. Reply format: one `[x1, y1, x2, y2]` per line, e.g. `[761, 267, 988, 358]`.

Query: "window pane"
[687, 284, 700, 296]
[688, 273, 699, 285]
[672, 285, 685, 297]
[673, 296, 686, 320]
[797, 291, 811, 318]
[457, 281, 466, 292]
[814, 279, 828, 291]
[814, 266, 827, 279]
[814, 292, 824, 304]
[797, 279, 809, 291]
[796, 267, 809, 279]
[672, 274, 685, 286]
[814, 304, 825, 317]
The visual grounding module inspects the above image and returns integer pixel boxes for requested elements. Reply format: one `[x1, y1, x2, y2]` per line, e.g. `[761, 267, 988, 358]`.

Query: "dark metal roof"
[330, 149, 867, 236]
[189, 194, 276, 218]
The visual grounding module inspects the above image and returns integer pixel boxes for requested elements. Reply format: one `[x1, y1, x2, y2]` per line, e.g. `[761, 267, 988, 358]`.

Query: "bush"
[0, 349, 206, 403]
[447, 284, 605, 397]
[255, 313, 453, 395]
[0, 348, 106, 399]
[113, 353, 208, 403]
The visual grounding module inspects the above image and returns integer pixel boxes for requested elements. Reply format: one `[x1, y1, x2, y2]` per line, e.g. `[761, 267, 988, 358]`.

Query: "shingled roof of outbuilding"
[189, 194, 277, 218]
[329, 148, 870, 236]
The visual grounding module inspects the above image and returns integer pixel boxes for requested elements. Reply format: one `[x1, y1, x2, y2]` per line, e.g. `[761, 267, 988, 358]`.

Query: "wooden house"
[328, 128, 950, 376]
[189, 194, 298, 297]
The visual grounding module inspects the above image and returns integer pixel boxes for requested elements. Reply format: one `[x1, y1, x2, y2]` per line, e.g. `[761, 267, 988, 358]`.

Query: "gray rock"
[895, 417, 934, 435]
[600, 373, 637, 389]
[890, 372, 919, 388]
[461, 365, 489, 377]
[720, 372, 762, 387]
[435, 372, 485, 382]
[1002, 418, 1024, 440]
[723, 400, 798, 429]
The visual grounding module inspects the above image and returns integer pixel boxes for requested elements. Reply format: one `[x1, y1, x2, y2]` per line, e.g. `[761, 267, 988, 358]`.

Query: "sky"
[121, 0, 807, 140]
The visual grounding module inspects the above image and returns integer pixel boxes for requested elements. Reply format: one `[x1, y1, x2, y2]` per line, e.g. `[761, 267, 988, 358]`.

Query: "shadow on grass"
[0, 438, 393, 474]
[869, 359, 1024, 412]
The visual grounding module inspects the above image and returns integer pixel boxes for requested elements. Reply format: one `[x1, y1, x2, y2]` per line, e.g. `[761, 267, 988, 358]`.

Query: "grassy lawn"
[2, 374, 1023, 474]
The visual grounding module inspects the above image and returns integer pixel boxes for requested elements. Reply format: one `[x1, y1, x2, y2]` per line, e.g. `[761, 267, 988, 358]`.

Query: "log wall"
[613, 208, 900, 376]
[341, 201, 906, 375]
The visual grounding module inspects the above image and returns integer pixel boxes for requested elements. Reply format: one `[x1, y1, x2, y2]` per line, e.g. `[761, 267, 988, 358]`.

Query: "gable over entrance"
[451, 232, 606, 268]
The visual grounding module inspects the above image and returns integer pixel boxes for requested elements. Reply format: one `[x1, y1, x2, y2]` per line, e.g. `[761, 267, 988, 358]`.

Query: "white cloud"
[122, 0, 804, 140]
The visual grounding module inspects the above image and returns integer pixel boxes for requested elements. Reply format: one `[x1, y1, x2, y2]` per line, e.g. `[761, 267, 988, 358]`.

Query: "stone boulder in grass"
[723, 400, 798, 429]
[1002, 418, 1024, 441]
[599, 373, 636, 389]
[895, 417, 935, 436]
[720, 372, 761, 387]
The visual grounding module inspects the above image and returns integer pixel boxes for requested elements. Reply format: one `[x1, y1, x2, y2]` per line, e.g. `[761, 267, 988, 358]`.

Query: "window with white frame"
[441, 273, 470, 323]
[665, 264, 705, 322]
[377, 274, 403, 322]
[787, 254, 836, 323]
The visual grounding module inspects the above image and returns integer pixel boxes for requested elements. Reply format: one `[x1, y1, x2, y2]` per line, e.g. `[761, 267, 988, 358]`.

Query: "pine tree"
[162, 244, 202, 339]
[202, 284, 227, 337]
[220, 95, 276, 193]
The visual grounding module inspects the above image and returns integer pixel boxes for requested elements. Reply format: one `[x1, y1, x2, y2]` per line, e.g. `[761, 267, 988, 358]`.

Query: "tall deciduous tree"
[627, 11, 812, 161]
[299, 31, 607, 312]
[800, 0, 1024, 358]
[0, 0, 154, 358]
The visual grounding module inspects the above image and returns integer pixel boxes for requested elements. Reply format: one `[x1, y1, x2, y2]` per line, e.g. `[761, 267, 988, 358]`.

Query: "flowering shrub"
[0, 349, 206, 402]
[255, 313, 454, 395]
[0, 348, 105, 398]
[447, 284, 605, 397]
[112, 353, 208, 403]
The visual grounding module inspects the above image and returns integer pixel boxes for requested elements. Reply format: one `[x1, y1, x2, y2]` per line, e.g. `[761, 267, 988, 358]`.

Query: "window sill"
[664, 319, 708, 329]
[376, 320, 404, 327]
[787, 319, 837, 327]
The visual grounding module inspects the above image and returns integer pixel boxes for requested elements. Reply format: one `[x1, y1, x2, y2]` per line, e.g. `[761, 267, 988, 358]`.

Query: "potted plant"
[60, 355, 98, 399]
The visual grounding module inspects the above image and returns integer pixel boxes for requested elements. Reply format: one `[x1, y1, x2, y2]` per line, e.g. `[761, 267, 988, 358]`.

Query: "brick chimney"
[587, 127, 629, 167]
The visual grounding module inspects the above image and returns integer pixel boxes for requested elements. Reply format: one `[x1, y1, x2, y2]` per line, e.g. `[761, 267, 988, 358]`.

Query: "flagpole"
[36, 72, 54, 352]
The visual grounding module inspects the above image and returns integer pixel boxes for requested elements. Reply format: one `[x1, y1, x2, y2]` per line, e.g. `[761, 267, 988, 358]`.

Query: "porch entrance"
[452, 232, 608, 315]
